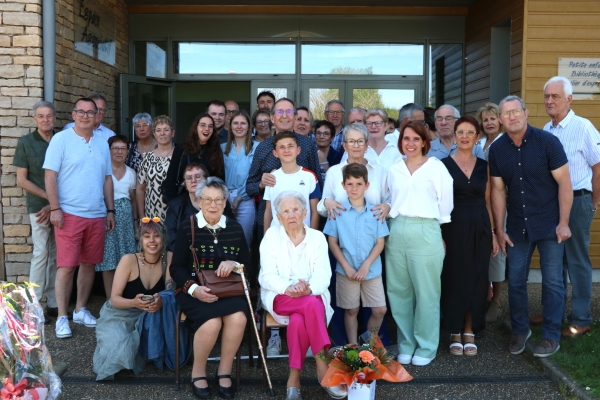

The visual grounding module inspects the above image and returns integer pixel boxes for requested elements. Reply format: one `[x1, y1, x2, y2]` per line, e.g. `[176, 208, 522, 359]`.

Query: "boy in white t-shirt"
[264, 131, 321, 233]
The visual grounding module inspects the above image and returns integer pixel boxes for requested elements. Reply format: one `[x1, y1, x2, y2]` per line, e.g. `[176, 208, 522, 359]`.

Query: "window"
[175, 43, 296, 74]
[301, 44, 423, 75]
[134, 41, 167, 78]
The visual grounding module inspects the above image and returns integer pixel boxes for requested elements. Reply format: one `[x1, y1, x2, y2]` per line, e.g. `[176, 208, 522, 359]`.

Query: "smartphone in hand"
[141, 294, 155, 302]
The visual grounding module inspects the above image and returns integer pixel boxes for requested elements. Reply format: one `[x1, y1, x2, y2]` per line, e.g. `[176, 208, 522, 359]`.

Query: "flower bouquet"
[320, 334, 412, 400]
[0, 282, 61, 400]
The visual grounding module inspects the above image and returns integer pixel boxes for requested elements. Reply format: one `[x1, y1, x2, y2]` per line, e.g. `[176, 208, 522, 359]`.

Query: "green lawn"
[530, 320, 600, 398]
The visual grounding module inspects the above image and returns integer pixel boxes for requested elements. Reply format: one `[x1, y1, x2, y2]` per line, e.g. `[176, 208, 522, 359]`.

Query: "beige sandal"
[463, 333, 477, 356]
[449, 334, 463, 356]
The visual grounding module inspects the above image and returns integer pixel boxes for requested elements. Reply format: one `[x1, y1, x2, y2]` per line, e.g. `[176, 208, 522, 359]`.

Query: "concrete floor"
[46, 283, 600, 399]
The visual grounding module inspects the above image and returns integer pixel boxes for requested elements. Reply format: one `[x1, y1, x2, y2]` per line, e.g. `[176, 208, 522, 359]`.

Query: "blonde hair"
[153, 115, 174, 131]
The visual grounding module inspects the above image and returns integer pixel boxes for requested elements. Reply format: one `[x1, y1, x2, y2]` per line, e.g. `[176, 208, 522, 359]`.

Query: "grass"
[530, 320, 600, 398]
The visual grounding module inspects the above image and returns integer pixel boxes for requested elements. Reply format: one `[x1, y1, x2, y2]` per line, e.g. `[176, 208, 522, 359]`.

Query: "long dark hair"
[182, 113, 224, 178]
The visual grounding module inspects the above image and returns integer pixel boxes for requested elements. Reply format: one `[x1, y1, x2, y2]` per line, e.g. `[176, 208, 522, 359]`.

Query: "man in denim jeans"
[489, 95, 573, 358]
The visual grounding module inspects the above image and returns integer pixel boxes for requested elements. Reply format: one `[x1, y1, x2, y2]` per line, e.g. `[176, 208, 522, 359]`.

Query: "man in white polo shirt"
[45, 97, 115, 339]
[542, 76, 600, 338]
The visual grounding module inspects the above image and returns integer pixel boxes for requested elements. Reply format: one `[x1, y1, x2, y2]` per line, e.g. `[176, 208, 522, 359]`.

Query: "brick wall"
[0, 0, 128, 282]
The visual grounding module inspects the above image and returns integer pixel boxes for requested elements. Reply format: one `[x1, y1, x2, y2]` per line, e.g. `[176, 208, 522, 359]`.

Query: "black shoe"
[191, 377, 211, 399]
[214, 373, 235, 399]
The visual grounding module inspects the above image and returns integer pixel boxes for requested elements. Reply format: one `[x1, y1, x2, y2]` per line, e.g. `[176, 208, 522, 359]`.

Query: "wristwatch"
[107, 209, 115, 213]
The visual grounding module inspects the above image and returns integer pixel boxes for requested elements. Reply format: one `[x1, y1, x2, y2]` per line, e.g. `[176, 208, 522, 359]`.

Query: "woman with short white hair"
[259, 190, 345, 400]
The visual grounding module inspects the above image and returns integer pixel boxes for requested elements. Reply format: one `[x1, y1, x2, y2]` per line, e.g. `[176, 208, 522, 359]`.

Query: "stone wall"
[0, 0, 128, 282]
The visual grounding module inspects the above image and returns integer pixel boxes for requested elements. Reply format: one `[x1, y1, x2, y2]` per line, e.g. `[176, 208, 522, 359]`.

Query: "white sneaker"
[411, 355, 435, 366]
[55, 316, 72, 339]
[267, 335, 281, 356]
[73, 307, 97, 328]
[397, 354, 412, 365]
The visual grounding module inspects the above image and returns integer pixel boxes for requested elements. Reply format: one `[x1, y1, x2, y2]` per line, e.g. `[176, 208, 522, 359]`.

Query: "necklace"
[205, 227, 222, 244]
[141, 252, 162, 267]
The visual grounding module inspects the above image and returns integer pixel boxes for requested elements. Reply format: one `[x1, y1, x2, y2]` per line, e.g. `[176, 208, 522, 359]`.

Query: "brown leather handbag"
[189, 216, 244, 299]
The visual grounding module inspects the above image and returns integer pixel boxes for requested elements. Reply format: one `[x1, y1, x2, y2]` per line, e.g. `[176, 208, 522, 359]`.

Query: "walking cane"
[237, 264, 276, 396]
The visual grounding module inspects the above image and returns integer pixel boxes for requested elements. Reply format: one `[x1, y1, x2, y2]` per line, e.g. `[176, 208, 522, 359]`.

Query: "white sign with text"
[558, 58, 600, 100]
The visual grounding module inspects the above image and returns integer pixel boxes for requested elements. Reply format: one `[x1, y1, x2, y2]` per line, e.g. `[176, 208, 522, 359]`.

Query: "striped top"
[544, 110, 600, 191]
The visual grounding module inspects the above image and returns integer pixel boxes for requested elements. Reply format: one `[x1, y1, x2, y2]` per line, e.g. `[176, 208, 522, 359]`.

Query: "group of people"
[13, 75, 599, 400]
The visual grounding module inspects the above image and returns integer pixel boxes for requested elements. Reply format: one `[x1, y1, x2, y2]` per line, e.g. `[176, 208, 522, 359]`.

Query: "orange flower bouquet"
[320, 334, 412, 399]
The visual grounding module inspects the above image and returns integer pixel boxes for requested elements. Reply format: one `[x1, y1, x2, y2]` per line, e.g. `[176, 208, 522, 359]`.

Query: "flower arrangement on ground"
[0, 282, 61, 400]
[320, 333, 413, 391]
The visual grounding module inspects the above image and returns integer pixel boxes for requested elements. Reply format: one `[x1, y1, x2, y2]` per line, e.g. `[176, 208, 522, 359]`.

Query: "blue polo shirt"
[427, 137, 486, 160]
[488, 124, 568, 243]
[323, 200, 389, 280]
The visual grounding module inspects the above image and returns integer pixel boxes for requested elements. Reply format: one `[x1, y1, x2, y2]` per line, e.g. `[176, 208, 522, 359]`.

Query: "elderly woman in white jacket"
[259, 190, 345, 400]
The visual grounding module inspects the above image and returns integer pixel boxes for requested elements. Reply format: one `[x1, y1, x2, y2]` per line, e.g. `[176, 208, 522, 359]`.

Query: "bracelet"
[107, 209, 115, 213]
[51, 208, 61, 212]
[491, 228, 496, 235]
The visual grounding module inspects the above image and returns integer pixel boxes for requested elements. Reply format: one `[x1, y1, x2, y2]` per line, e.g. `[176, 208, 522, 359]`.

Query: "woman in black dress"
[440, 116, 498, 356]
[170, 177, 250, 399]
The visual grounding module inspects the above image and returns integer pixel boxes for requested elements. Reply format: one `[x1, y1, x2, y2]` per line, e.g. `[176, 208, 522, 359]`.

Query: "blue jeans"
[507, 230, 565, 342]
[563, 194, 594, 327]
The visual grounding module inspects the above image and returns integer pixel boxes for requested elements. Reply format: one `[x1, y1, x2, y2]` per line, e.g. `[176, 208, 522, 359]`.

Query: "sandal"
[449, 334, 463, 356]
[463, 333, 477, 356]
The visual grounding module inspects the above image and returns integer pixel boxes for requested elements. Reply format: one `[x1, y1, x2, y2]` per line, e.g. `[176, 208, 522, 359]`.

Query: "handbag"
[189, 215, 244, 299]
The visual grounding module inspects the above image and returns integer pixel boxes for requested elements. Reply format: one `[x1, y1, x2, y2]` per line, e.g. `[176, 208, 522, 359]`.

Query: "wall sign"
[558, 58, 600, 100]
[74, 0, 116, 66]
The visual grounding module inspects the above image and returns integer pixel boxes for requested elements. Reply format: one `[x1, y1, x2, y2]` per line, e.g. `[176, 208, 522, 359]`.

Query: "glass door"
[345, 81, 423, 120]
[250, 80, 296, 115]
[301, 80, 345, 121]
[119, 74, 176, 141]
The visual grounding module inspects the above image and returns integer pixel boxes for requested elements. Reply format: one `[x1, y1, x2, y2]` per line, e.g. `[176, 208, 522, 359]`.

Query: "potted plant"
[320, 333, 413, 399]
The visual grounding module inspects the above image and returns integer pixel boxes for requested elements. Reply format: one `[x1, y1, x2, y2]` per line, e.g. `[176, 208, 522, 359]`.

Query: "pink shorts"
[54, 213, 106, 267]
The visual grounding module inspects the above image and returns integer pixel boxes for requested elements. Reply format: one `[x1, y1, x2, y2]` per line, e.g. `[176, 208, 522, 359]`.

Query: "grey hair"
[90, 93, 107, 104]
[132, 112, 152, 126]
[348, 107, 366, 115]
[195, 176, 229, 200]
[398, 103, 424, 121]
[499, 95, 527, 111]
[273, 190, 307, 215]
[365, 108, 389, 123]
[325, 99, 345, 113]
[544, 76, 573, 96]
[32, 100, 55, 115]
[342, 122, 369, 142]
[434, 104, 461, 119]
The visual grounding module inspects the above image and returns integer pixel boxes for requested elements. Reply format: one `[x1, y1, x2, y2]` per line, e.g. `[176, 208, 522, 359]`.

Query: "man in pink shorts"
[44, 97, 115, 339]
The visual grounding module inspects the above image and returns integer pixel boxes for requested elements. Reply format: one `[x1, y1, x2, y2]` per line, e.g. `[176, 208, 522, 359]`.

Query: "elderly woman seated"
[259, 190, 347, 400]
[170, 177, 251, 400]
[93, 219, 180, 381]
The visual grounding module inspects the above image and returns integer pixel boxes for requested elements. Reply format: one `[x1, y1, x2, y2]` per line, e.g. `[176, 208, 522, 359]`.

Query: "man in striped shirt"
[543, 76, 600, 338]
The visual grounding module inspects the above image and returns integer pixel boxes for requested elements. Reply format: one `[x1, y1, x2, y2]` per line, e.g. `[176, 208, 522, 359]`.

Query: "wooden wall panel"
[464, 0, 524, 115]
[430, 43, 463, 109]
[523, 0, 600, 269]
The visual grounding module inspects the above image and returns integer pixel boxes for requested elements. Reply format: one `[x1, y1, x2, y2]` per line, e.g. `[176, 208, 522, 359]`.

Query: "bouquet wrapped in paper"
[320, 334, 413, 387]
[0, 282, 61, 400]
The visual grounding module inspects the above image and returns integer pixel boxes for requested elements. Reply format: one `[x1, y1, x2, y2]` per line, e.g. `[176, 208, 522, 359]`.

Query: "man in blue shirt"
[489, 95, 572, 358]
[427, 104, 485, 160]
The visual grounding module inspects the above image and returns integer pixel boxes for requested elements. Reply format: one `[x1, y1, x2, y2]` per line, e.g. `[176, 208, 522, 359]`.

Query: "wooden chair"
[174, 310, 253, 391]
[260, 310, 287, 387]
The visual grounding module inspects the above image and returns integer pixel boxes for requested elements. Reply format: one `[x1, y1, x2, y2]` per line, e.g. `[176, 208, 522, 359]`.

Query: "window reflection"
[352, 89, 414, 120]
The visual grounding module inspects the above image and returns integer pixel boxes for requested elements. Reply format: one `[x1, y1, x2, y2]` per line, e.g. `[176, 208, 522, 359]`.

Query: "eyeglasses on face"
[111, 146, 128, 152]
[97, 108, 107, 114]
[455, 130, 477, 137]
[315, 131, 331, 137]
[184, 174, 205, 182]
[134, 124, 150, 130]
[256, 120, 270, 126]
[435, 116, 457, 123]
[274, 109, 295, 116]
[325, 111, 344, 116]
[73, 109, 97, 118]
[199, 123, 214, 130]
[201, 197, 225, 206]
[500, 108, 524, 119]
[141, 216, 161, 223]
[365, 121, 385, 128]
[346, 139, 366, 147]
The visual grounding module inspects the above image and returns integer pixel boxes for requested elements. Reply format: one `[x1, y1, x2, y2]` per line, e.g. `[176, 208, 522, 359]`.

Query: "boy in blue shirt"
[324, 163, 389, 344]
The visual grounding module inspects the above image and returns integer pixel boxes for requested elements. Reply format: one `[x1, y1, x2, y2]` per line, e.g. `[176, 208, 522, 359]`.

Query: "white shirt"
[387, 157, 454, 223]
[544, 110, 600, 191]
[63, 122, 115, 141]
[258, 224, 333, 325]
[384, 129, 400, 143]
[477, 133, 504, 161]
[263, 167, 320, 228]
[113, 165, 136, 201]
[317, 160, 390, 217]
[341, 141, 402, 173]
